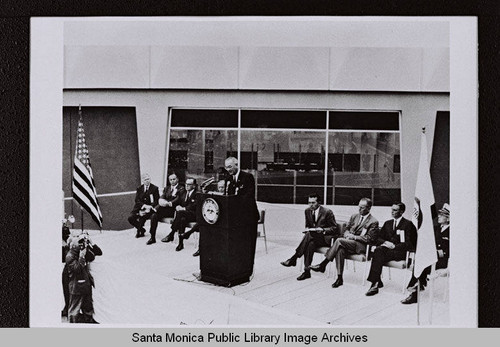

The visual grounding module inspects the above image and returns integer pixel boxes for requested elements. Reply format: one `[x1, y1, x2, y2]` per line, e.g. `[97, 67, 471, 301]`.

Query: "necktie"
[145, 185, 149, 192]
[186, 191, 190, 202]
[359, 216, 365, 228]
[393, 219, 397, 232]
[313, 210, 316, 224]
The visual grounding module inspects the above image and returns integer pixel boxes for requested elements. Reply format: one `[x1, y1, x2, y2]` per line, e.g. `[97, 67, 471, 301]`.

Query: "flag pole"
[78, 105, 83, 233]
[417, 283, 420, 325]
[69, 108, 75, 226]
[80, 207, 84, 233]
[429, 263, 436, 324]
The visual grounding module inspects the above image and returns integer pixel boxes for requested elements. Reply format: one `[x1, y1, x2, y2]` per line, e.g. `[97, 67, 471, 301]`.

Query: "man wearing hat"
[401, 203, 450, 304]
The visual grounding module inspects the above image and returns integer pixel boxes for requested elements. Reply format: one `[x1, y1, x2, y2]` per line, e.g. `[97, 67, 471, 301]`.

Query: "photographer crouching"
[65, 232, 102, 323]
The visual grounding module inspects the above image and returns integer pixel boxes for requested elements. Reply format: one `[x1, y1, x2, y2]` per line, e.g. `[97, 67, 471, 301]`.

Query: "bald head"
[225, 157, 239, 175]
[141, 173, 151, 186]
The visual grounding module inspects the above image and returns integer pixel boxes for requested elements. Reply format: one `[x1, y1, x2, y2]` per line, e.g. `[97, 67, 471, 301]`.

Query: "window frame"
[166, 107, 402, 206]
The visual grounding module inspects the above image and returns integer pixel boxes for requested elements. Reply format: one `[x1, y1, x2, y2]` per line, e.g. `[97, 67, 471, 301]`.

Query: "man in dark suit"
[401, 203, 450, 304]
[66, 234, 99, 324]
[310, 198, 379, 288]
[281, 193, 339, 280]
[146, 173, 185, 245]
[162, 178, 198, 251]
[128, 173, 160, 238]
[224, 156, 260, 272]
[365, 202, 417, 296]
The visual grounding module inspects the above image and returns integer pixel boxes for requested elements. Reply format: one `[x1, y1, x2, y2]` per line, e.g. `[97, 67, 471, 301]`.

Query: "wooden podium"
[196, 193, 255, 287]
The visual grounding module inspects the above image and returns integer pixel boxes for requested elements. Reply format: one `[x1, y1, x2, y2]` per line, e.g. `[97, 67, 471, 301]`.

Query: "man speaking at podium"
[224, 156, 260, 272]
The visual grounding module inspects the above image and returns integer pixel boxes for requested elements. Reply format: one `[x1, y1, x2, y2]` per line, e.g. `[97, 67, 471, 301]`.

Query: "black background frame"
[0, 1, 497, 327]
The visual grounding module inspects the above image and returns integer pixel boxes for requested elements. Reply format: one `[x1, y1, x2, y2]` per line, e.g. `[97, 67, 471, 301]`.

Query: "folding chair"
[297, 219, 347, 278]
[382, 251, 415, 293]
[257, 210, 268, 254]
[345, 246, 371, 286]
[428, 267, 449, 302]
[298, 237, 336, 278]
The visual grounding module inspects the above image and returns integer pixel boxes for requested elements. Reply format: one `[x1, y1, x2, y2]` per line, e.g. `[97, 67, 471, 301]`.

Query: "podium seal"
[202, 198, 219, 224]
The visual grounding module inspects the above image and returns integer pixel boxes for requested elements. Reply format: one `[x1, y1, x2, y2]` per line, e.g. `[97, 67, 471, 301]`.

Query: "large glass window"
[167, 108, 401, 206]
[240, 130, 326, 204]
[326, 131, 401, 205]
[168, 129, 238, 184]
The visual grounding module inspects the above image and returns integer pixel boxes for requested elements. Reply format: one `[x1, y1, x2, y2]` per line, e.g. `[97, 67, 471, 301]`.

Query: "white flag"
[412, 131, 437, 278]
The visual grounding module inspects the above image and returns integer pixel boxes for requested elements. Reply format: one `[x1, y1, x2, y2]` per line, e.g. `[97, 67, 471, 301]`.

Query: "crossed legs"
[310, 238, 365, 288]
[281, 232, 329, 280]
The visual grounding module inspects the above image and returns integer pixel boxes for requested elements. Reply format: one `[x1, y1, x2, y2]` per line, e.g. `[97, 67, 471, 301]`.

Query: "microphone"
[201, 177, 215, 188]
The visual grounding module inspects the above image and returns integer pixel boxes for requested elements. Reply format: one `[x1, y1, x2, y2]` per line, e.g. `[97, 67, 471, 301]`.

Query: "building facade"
[62, 19, 449, 230]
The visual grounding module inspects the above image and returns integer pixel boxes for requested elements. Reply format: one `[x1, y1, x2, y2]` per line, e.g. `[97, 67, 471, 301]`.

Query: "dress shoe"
[297, 272, 311, 281]
[175, 244, 184, 251]
[331, 278, 343, 288]
[280, 258, 297, 267]
[401, 292, 418, 304]
[309, 263, 326, 273]
[135, 231, 141, 238]
[365, 284, 379, 296]
[192, 250, 200, 257]
[146, 238, 156, 245]
[181, 231, 192, 240]
[138, 228, 146, 237]
[161, 235, 174, 243]
[378, 280, 384, 289]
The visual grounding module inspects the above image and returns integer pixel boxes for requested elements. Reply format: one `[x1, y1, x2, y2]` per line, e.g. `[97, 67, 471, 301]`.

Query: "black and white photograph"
[30, 17, 477, 327]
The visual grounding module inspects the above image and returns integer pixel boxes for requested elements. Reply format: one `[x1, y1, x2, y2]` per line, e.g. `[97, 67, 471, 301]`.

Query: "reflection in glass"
[168, 129, 237, 185]
[167, 110, 401, 206]
[241, 130, 325, 204]
[327, 132, 401, 205]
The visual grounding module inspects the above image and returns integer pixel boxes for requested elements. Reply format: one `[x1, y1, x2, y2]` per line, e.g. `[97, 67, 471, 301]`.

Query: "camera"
[78, 235, 89, 248]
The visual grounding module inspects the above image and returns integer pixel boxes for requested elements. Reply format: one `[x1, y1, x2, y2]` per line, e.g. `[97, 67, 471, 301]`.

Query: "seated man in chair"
[162, 178, 198, 251]
[281, 193, 339, 281]
[401, 203, 450, 304]
[310, 198, 379, 288]
[146, 173, 185, 245]
[128, 173, 160, 238]
[365, 202, 417, 296]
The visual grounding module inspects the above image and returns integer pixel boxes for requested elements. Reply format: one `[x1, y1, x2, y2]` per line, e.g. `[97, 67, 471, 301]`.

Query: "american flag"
[72, 110, 103, 228]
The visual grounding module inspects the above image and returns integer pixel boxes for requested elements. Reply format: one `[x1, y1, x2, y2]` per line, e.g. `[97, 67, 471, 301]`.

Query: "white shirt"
[233, 171, 240, 183]
[393, 216, 403, 230]
[359, 213, 370, 226]
[171, 184, 178, 196]
[313, 208, 319, 222]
